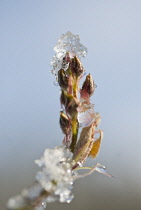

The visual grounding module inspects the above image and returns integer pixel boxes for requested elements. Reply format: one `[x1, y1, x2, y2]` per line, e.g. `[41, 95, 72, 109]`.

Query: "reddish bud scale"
[60, 111, 71, 135]
[70, 56, 84, 78]
[73, 123, 96, 163]
[58, 69, 69, 90]
[81, 74, 95, 99]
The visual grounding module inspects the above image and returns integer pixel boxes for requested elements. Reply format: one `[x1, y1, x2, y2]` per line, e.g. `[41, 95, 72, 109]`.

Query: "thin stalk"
[73, 81, 77, 98]
[69, 78, 79, 153]
[70, 114, 79, 153]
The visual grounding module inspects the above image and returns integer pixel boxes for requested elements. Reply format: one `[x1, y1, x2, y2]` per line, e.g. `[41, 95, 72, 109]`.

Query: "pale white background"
[0, 0, 141, 209]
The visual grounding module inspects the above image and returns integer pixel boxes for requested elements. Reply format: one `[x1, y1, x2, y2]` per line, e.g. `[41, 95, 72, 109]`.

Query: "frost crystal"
[78, 100, 95, 127]
[35, 146, 75, 204]
[51, 31, 87, 78]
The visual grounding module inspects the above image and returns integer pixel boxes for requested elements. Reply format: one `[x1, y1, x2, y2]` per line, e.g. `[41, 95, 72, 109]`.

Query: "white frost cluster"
[7, 183, 43, 210]
[35, 146, 75, 204]
[51, 31, 87, 78]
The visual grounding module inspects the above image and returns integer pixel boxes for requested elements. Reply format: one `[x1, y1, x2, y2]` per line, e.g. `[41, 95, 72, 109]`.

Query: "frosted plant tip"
[51, 31, 87, 78]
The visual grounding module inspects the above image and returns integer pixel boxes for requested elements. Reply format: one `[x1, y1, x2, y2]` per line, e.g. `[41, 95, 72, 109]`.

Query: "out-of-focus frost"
[35, 146, 75, 203]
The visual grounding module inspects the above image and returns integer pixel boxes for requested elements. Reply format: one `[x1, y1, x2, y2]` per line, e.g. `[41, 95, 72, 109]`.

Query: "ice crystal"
[51, 31, 87, 78]
[78, 100, 95, 127]
[35, 146, 75, 203]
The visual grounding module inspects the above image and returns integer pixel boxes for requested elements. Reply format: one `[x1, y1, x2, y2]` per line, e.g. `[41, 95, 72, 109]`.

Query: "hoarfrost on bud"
[78, 106, 95, 128]
[51, 31, 87, 78]
[78, 99, 95, 128]
[35, 146, 76, 204]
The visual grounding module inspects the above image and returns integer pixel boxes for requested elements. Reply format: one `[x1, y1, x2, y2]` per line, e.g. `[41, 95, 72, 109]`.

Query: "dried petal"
[89, 130, 103, 158]
[73, 139, 94, 165]
[94, 112, 101, 127]
[73, 123, 96, 164]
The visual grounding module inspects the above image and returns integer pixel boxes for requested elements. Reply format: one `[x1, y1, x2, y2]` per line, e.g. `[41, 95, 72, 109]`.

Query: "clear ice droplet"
[95, 163, 113, 178]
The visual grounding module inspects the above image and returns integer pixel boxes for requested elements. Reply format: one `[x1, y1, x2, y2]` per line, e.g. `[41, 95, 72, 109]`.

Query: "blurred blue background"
[0, 0, 141, 209]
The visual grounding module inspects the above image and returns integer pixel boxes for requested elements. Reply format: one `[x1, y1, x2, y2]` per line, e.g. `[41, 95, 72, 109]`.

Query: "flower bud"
[65, 95, 79, 115]
[80, 74, 95, 99]
[63, 51, 71, 63]
[58, 69, 69, 90]
[60, 111, 71, 135]
[60, 91, 78, 115]
[70, 56, 84, 78]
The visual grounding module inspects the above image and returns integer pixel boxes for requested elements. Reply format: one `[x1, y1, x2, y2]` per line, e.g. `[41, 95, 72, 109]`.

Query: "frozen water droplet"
[53, 81, 59, 86]
[95, 163, 113, 177]
[42, 201, 47, 208]
[77, 161, 83, 167]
